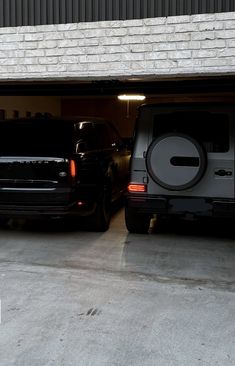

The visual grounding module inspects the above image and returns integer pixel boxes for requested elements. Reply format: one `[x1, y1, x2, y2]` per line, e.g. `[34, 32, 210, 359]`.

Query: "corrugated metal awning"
[0, 0, 234, 28]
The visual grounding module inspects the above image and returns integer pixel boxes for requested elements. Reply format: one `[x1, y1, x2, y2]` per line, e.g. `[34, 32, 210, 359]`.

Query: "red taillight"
[70, 159, 76, 178]
[128, 183, 147, 193]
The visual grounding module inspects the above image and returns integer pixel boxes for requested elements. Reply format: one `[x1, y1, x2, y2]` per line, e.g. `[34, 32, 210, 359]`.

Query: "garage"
[1, 76, 235, 137]
[0, 76, 235, 232]
[0, 76, 235, 365]
[1, 1, 235, 365]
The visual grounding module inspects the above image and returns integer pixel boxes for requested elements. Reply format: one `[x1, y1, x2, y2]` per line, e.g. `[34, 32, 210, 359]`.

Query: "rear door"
[147, 105, 235, 199]
[0, 119, 75, 206]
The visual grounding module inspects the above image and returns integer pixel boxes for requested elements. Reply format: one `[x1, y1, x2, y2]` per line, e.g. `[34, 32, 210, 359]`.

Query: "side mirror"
[76, 140, 88, 153]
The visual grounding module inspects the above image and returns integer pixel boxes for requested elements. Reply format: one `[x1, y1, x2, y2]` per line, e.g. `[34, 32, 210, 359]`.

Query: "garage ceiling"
[0, 76, 235, 96]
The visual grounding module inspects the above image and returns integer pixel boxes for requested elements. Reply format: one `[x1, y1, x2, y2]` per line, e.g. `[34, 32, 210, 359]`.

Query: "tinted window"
[74, 121, 98, 151]
[95, 124, 112, 149]
[153, 111, 229, 152]
[92, 123, 121, 150]
[0, 120, 74, 156]
[95, 123, 121, 149]
[75, 122, 114, 151]
[108, 124, 123, 147]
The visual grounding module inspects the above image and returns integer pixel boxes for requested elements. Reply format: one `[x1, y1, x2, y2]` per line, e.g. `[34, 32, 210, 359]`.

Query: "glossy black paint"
[0, 117, 130, 221]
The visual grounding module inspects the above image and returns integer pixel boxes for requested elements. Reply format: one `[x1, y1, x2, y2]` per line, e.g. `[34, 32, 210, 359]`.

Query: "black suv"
[0, 117, 130, 231]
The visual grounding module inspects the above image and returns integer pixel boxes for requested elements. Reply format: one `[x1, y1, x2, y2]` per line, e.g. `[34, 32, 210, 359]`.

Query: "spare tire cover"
[146, 133, 207, 191]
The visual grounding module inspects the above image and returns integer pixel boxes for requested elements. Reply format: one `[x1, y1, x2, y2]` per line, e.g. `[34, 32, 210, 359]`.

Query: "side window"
[94, 124, 112, 149]
[108, 124, 123, 148]
[75, 122, 98, 152]
[74, 121, 123, 151]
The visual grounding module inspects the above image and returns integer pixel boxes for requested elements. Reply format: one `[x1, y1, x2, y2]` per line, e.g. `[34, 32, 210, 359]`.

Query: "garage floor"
[0, 209, 235, 366]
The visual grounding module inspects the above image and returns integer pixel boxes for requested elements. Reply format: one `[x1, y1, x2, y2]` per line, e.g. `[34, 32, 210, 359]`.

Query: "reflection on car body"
[0, 116, 131, 231]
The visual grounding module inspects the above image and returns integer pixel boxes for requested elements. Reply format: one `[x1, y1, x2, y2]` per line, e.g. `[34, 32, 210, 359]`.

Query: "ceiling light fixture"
[117, 95, 146, 118]
[118, 94, 146, 101]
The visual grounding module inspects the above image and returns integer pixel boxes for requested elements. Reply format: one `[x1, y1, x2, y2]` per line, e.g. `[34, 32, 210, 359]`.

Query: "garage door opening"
[1, 76, 235, 139]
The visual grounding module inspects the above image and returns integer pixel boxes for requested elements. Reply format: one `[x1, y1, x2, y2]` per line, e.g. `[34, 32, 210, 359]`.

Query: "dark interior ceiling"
[0, 76, 235, 96]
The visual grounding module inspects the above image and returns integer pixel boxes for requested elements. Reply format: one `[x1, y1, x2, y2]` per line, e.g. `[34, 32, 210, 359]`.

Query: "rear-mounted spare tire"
[146, 133, 207, 191]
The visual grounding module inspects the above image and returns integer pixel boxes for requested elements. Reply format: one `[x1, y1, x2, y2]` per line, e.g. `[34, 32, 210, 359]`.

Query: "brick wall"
[0, 12, 235, 81]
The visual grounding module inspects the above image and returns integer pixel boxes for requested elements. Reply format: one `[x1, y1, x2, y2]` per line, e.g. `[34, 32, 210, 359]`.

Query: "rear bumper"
[0, 201, 96, 219]
[0, 184, 98, 219]
[126, 194, 235, 218]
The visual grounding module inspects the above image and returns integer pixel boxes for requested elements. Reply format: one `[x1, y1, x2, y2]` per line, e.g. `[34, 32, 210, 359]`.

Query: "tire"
[125, 206, 151, 234]
[88, 186, 111, 232]
[146, 133, 207, 191]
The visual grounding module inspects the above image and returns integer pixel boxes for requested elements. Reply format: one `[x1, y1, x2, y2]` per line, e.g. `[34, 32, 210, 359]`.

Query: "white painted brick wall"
[0, 12, 235, 81]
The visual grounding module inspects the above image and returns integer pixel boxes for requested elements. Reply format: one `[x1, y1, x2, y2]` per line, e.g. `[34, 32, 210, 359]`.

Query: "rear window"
[74, 122, 111, 151]
[0, 120, 74, 156]
[153, 111, 230, 153]
[74, 121, 121, 151]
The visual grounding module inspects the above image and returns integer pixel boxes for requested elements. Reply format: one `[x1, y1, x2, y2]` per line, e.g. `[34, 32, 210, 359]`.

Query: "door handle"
[215, 169, 232, 177]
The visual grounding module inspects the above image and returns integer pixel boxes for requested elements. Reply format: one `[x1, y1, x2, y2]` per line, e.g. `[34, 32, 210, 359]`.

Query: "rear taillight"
[70, 159, 77, 178]
[128, 183, 147, 193]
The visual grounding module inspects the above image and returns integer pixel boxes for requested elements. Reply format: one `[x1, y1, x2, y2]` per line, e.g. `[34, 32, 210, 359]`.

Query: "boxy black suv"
[0, 117, 130, 231]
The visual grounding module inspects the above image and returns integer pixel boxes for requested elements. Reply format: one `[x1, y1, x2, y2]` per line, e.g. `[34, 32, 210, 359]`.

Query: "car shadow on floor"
[150, 215, 235, 241]
[0, 198, 125, 234]
[122, 217, 235, 288]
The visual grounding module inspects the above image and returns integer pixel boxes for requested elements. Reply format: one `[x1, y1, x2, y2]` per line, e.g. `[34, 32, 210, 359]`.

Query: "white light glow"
[118, 94, 146, 101]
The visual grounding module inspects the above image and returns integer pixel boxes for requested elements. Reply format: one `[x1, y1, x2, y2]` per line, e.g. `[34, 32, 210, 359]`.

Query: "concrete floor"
[0, 210, 235, 366]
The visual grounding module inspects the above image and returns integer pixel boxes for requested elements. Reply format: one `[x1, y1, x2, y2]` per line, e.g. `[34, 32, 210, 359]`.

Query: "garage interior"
[1, 76, 235, 364]
[1, 76, 235, 139]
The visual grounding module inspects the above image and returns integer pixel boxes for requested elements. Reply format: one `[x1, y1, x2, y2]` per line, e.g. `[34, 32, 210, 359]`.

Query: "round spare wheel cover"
[146, 133, 207, 191]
